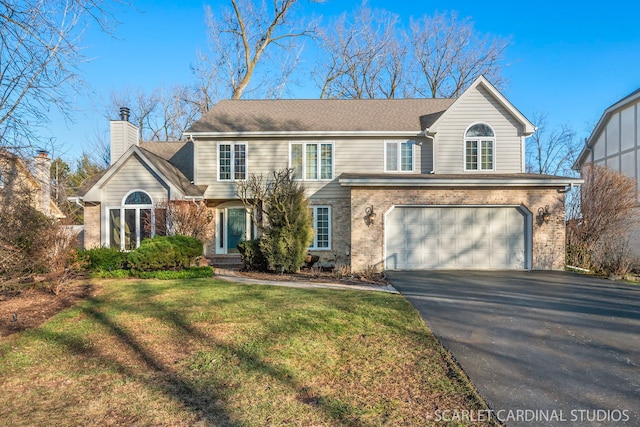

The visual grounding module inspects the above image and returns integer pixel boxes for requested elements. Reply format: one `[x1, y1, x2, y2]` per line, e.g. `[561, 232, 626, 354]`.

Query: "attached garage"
[385, 206, 531, 270]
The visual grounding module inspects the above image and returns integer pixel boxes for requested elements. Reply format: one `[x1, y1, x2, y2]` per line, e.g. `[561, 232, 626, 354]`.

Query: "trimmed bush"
[91, 269, 132, 279]
[135, 266, 213, 280]
[128, 235, 203, 272]
[90, 267, 213, 280]
[237, 239, 268, 271]
[80, 247, 129, 271]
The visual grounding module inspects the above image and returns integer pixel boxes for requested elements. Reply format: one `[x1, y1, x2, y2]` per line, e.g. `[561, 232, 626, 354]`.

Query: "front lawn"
[0, 278, 495, 426]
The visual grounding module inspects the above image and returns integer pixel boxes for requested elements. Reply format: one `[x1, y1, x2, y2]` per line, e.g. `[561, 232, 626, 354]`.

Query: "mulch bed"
[238, 268, 391, 287]
[0, 281, 97, 337]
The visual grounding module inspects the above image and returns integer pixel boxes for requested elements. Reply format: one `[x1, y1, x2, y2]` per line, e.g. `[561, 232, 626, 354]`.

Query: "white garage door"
[385, 206, 527, 270]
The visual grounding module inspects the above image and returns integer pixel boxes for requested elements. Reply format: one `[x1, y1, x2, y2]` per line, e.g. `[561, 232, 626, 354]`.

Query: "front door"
[227, 208, 247, 253]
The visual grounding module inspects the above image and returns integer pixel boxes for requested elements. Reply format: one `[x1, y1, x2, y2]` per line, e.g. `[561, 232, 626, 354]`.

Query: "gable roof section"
[185, 98, 455, 137]
[185, 76, 532, 139]
[428, 76, 535, 136]
[81, 144, 205, 201]
[139, 141, 195, 181]
[573, 87, 640, 170]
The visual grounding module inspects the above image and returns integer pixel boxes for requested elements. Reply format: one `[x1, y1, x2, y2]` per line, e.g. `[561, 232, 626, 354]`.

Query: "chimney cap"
[36, 149, 49, 158]
[119, 107, 130, 122]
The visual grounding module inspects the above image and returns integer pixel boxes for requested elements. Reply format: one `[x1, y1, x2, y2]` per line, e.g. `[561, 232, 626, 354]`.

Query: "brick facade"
[308, 198, 351, 267]
[83, 202, 101, 249]
[348, 187, 566, 272]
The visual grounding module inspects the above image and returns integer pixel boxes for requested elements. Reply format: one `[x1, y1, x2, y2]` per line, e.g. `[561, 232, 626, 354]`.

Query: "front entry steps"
[207, 254, 243, 270]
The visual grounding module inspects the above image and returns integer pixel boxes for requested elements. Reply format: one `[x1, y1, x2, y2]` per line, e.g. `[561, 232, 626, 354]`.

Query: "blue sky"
[50, 0, 640, 162]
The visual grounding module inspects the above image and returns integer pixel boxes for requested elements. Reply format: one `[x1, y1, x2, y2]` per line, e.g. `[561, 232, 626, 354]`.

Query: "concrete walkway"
[213, 268, 399, 294]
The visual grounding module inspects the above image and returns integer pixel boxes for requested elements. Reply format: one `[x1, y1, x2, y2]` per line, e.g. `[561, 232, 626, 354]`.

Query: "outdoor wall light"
[365, 205, 377, 225]
[538, 206, 551, 224]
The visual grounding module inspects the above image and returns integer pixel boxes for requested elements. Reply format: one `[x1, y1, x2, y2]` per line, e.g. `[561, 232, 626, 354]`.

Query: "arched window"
[465, 123, 495, 171]
[125, 191, 151, 205]
[109, 190, 162, 250]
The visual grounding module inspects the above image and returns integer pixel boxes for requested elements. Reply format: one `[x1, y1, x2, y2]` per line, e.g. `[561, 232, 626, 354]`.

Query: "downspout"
[183, 196, 205, 205]
[423, 128, 436, 173]
[557, 183, 578, 194]
[68, 196, 84, 208]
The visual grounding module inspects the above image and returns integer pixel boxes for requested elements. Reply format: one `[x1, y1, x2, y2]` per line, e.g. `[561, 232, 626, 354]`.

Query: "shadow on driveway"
[387, 270, 640, 427]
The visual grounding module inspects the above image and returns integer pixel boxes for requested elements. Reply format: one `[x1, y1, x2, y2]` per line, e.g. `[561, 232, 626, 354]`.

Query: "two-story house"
[79, 76, 581, 271]
[573, 86, 640, 255]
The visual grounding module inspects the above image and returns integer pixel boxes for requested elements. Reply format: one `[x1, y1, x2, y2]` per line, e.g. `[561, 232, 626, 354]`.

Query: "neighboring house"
[573, 87, 640, 253]
[78, 77, 581, 271]
[0, 149, 64, 219]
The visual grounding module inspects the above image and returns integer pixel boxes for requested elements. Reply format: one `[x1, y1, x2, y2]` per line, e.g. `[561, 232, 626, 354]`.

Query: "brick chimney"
[33, 150, 51, 216]
[109, 107, 139, 165]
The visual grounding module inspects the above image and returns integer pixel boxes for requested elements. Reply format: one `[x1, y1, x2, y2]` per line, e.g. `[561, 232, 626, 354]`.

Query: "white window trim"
[309, 205, 331, 250]
[464, 123, 496, 172]
[105, 190, 156, 251]
[384, 140, 415, 173]
[289, 141, 334, 181]
[217, 142, 248, 181]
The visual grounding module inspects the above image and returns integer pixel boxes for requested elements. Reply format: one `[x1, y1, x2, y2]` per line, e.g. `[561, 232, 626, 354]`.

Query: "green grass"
[0, 278, 496, 426]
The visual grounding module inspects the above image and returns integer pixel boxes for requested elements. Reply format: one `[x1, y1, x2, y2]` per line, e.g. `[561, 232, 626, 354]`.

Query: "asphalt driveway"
[387, 270, 640, 427]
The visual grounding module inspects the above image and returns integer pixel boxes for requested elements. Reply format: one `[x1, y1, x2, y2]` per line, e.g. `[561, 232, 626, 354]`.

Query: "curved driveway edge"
[387, 270, 640, 427]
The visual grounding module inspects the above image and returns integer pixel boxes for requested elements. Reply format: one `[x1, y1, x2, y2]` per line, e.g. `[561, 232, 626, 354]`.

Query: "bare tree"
[193, 0, 318, 103]
[0, 0, 126, 153]
[567, 164, 640, 274]
[108, 87, 159, 141]
[316, 2, 406, 99]
[409, 11, 509, 98]
[106, 85, 199, 141]
[152, 85, 201, 141]
[526, 112, 579, 176]
[150, 200, 213, 243]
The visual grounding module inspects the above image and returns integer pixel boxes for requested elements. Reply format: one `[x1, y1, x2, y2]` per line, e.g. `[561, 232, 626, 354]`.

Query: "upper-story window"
[465, 123, 495, 171]
[218, 142, 247, 180]
[385, 140, 414, 172]
[290, 142, 333, 180]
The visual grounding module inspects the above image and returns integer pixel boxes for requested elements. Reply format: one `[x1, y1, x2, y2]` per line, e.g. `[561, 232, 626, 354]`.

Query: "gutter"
[339, 177, 585, 188]
[185, 130, 422, 139]
[68, 196, 84, 208]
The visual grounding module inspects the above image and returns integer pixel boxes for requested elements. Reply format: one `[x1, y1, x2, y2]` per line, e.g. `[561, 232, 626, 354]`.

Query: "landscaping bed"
[0, 281, 96, 337]
[238, 267, 391, 287]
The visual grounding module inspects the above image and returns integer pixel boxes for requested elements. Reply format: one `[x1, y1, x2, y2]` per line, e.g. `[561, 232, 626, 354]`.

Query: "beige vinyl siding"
[434, 85, 524, 174]
[199, 139, 290, 199]
[197, 137, 431, 200]
[102, 156, 170, 205]
[109, 121, 139, 165]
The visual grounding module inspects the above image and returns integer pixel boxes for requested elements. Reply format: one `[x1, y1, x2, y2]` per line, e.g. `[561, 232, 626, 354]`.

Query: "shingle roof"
[140, 141, 194, 181]
[138, 144, 205, 197]
[186, 98, 456, 133]
[77, 142, 206, 198]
